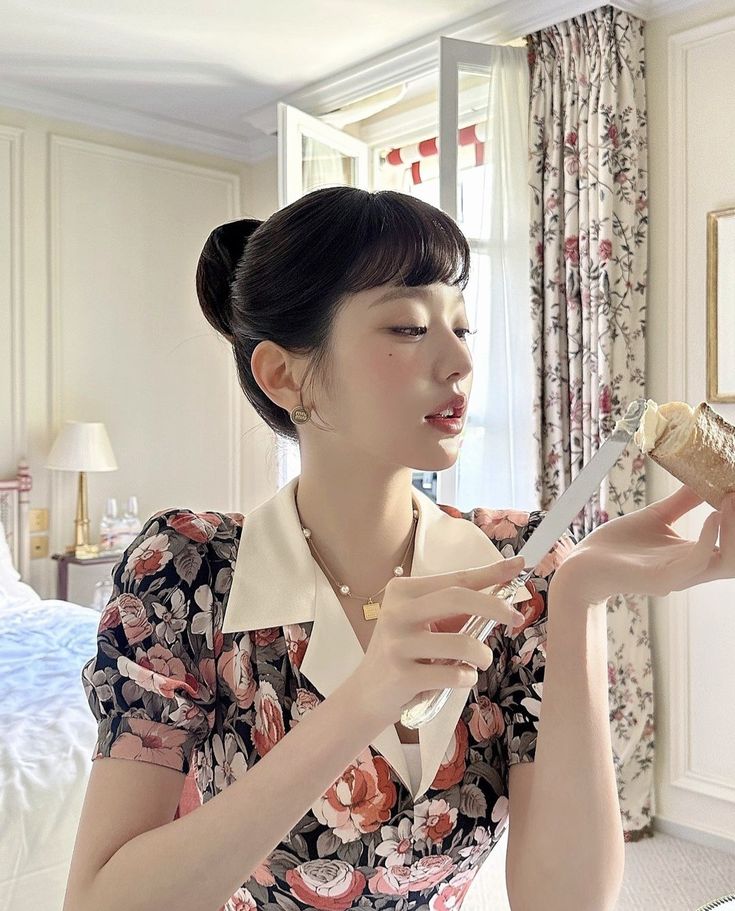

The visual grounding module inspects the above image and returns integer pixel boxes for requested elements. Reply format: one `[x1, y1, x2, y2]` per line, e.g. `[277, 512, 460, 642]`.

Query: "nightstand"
[51, 551, 123, 602]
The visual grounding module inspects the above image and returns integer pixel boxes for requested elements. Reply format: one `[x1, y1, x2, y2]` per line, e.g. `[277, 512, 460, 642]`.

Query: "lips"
[426, 394, 467, 418]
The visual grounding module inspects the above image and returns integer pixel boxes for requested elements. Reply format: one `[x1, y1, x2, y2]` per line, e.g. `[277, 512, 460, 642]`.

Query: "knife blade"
[400, 397, 650, 731]
[516, 397, 647, 573]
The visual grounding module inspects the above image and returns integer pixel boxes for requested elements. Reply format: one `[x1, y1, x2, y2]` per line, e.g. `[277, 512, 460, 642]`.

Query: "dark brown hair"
[196, 186, 471, 445]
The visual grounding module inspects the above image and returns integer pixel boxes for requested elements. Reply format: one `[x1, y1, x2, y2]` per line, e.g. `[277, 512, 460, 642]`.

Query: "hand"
[552, 483, 735, 604]
[347, 556, 527, 727]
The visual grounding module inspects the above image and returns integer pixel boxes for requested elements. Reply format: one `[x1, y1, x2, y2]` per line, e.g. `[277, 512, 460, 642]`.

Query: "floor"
[464, 827, 735, 910]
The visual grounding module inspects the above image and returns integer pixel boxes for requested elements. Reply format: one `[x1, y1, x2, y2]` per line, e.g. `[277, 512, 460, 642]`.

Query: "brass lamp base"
[65, 470, 101, 558]
[64, 542, 101, 558]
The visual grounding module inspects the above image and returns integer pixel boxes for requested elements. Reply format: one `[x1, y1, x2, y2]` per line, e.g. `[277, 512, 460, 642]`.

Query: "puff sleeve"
[81, 509, 218, 775]
[474, 506, 578, 767]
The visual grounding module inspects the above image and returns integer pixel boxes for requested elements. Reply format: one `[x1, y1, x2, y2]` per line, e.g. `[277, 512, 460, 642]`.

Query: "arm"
[505, 569, 626, 910]
[70, 671, 387, 911]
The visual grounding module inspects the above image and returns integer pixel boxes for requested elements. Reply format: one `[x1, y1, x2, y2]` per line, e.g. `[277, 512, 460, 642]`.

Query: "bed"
[0, 463, 203, 911]
[0, 463, 104, 910]
[0, 598, 102, 909]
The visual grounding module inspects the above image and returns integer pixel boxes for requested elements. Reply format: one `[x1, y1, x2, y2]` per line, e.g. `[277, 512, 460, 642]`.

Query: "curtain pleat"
[527, 4, 651, 839]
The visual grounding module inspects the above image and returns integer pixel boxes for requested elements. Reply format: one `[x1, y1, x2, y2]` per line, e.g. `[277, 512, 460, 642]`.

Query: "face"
[301, 281, 474, 472]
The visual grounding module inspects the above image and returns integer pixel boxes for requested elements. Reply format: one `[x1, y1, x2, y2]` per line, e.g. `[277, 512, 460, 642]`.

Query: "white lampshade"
[45, 421, 118, 472]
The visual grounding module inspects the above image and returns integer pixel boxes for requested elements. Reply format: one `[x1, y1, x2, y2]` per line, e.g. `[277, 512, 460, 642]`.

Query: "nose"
[449, 340, 473, 383]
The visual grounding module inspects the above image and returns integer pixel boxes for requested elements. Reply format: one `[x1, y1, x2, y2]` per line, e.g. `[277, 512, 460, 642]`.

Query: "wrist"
[548, 557, 611, 609]
[340, 669, 398, 732]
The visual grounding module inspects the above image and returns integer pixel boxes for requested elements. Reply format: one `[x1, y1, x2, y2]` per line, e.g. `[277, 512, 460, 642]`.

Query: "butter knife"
[400, 396, 648, 729]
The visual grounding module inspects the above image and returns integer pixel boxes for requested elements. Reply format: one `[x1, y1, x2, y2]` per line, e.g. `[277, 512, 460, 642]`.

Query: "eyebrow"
[368, 287, 465, 308]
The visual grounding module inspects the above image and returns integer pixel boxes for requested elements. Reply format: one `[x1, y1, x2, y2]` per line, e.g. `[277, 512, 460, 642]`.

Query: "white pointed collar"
[222, 475, 531, 800]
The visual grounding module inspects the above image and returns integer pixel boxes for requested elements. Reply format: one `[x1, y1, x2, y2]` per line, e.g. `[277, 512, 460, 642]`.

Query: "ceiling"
[0, 0, 710, 163]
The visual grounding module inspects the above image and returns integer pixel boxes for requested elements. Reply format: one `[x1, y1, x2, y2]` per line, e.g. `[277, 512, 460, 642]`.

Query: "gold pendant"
[362, 599, 381, 621]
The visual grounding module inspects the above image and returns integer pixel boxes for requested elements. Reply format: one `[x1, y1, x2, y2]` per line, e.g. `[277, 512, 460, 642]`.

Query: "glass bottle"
[99, 497, 119, 552]
[118, 496, 143, 550]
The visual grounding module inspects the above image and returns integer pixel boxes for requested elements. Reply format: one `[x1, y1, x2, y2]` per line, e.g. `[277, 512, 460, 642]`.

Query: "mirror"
[707, 207, 735, 402]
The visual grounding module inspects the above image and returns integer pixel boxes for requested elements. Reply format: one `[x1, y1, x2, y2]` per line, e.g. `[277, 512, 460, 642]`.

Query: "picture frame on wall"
[706, 206, 735, 403]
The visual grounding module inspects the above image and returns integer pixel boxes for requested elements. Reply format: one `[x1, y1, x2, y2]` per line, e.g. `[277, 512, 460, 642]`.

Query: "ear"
[250, 339, 302, 410]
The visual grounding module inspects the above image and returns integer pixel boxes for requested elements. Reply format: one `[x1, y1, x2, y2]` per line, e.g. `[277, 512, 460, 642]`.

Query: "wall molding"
[654, 815, 735, 855]
[0, 0, 705, 164]
[47, 135, 242, 552]
[666, 14, 735, 810]
[0, 127, 24, 467]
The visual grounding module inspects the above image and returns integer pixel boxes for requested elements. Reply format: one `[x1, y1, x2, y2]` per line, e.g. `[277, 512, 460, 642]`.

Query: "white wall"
[0, 107, 281, 601]
[646, 0, 735, 849]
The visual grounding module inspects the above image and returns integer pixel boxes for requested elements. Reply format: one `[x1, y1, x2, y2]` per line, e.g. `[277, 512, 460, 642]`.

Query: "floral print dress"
[81, 502, 575, 911]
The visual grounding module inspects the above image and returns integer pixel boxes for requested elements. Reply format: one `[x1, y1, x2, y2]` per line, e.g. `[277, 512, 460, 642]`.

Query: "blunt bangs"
[338, 190, 471, 298]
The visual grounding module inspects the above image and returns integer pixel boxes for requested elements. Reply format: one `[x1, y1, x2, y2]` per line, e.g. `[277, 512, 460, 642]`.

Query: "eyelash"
[391, 326, 479, 340]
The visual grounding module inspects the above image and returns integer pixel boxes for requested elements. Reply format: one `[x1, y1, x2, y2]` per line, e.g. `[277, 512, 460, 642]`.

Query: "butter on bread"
[633, 399, 735, 509]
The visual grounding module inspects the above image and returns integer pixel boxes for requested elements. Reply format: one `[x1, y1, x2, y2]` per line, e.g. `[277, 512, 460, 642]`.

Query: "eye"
[391, 326, 478, 340]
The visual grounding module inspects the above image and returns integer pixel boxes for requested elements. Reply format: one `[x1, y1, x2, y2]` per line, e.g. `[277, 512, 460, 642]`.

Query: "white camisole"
[402, 741, 421, 792]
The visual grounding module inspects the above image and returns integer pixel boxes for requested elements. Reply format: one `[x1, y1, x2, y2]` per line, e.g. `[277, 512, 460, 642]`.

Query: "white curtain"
[302, 136, 352, 193]
[456, 45, 536, 513]
[279, 137, 349, 486]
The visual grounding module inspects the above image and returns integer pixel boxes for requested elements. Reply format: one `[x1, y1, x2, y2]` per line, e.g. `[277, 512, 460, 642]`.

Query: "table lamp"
[45, 421, 118, 557]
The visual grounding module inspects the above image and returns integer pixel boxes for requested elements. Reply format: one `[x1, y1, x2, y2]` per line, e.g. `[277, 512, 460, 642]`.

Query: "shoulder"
[101, 507, 247, 651]
[437, 501, 538, 546]
[112, 507, 244, 592]
[439, 502, 575, 576]
[143, 507, 243, 543]
[133, 507, 244, 553]
[470, 506, 539, 547]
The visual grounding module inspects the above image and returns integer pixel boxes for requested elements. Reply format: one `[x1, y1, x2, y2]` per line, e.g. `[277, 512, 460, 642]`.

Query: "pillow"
[0, 516, 41, 606]
[0, 516, 20, 582]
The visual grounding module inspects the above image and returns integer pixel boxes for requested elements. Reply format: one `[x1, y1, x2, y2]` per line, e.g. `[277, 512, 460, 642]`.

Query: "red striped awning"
[381, 120, 488, 185]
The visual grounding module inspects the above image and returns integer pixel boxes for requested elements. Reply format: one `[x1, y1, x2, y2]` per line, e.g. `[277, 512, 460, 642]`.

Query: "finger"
[649, 483, 705, 525]
[719, 493, 735, 558]
[698, 509, 722, 551]
[407, 555, 525, 595]
[675, 512, 732, 591]
[672, 509, 722, 580]
[447, 588, 525, 627]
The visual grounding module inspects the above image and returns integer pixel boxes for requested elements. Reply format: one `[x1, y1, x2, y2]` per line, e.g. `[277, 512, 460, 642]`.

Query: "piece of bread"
[633, 399, 735, 509]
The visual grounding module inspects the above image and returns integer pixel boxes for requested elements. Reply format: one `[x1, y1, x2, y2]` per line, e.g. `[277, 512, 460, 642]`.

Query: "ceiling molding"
[0, 0, 713, 164]
[619, 0, 718, 15]
[0, 80, 269, 163]
[243, 0, 656, 137]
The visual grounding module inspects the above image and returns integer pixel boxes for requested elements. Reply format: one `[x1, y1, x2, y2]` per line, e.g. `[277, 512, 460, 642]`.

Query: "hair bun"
[196, 218, 263, 342]
[207, 218, 263, 282]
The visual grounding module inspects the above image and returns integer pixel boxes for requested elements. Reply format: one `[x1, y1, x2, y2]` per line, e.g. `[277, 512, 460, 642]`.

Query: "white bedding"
[0, 597, 101, 911]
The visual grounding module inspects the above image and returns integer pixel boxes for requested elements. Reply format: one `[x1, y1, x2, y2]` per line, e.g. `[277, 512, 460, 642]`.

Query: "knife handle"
[399, 569, 535, 729]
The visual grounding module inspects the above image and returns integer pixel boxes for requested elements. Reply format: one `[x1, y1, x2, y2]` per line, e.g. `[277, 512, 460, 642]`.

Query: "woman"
[65, 187, 733, 911]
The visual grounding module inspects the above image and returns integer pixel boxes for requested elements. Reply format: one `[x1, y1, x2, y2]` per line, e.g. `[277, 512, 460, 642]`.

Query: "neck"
[294, 467, 418, 597]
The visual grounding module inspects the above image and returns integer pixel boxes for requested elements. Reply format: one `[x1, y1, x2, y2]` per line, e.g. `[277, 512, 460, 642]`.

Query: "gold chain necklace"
[298, 502, 419, 621]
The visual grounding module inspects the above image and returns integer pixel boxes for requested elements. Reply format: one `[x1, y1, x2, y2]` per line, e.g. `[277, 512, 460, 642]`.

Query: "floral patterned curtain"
[526, 5, 650, 839]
